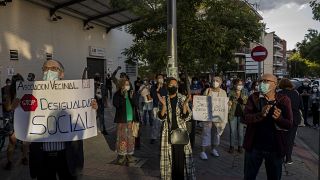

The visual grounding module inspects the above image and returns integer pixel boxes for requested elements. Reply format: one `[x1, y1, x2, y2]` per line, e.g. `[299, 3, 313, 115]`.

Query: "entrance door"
[87, 58, 105, 80]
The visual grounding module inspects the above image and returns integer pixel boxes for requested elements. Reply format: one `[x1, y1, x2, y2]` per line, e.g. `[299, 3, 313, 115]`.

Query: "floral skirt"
[116, 122, 135, 155]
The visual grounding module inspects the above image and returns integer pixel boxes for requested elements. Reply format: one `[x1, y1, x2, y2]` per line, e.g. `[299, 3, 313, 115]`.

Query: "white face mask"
[237, 85, 243, 91]
[43, 70, 59, 81]
[124, 85, 130, 91]
[313, 88, 318, 93]
[213, 81, 220, 88]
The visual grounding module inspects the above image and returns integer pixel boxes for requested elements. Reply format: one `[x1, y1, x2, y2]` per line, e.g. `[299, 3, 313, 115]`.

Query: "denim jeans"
[244, 149, 283, 180]
[229, 116, 244, 147]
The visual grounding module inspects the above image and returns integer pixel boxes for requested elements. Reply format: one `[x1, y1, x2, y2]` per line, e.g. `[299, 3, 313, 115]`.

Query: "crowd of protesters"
[1, 62, 319, 180]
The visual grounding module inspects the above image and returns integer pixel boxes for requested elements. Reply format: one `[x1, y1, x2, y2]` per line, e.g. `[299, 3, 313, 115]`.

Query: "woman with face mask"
[310, 85, 320, 129]
[158, 77, 195, 180]
[113, 79, 138, 165]
[228, 78, 248, 154]
[249, 80, 259, 95]
[199, 76, 228, 160]
[278, 78, 303, 164]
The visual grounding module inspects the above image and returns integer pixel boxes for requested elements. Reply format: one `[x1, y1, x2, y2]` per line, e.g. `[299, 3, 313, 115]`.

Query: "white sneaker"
[211, 149, 220, 157]
[200, 152, 208, 160]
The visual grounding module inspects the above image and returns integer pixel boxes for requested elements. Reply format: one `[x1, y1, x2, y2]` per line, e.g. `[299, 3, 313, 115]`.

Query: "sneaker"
[200, 152, 208, 160]
[298, 123, 305, 127]
[228, 146, 234, 154]
[3, 161, 12, 170]
[102, 130, 108, 135]
[211, 149, 220, 157]
[286, 160, 293, 165]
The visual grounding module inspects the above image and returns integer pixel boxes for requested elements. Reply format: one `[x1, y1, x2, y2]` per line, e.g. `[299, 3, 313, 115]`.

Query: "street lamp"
[167, 0, 178, 79]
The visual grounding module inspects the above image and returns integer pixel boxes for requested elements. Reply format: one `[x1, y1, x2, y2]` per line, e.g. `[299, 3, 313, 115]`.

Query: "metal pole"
[167, 0, 178, 79]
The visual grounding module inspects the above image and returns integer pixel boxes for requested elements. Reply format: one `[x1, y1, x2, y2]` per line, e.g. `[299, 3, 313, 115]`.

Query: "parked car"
[290, 79, 302, 90]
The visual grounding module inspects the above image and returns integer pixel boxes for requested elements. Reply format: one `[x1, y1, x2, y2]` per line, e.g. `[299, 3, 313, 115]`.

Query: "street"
[0, 104, 318, 180]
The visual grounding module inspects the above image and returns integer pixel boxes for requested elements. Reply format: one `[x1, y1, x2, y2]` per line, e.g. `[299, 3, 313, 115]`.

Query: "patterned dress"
[159, 93, 196, 180]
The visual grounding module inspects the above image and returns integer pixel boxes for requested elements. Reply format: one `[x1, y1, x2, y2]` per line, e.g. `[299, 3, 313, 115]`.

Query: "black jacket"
[29, 141, 84, 178]
[113, 90, 139, 123]
[278, 89, 303, 126]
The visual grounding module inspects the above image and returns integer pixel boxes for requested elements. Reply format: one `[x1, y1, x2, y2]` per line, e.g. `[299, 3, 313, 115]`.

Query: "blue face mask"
[259, 82, 270, 94]
[43, 70, 59, 81]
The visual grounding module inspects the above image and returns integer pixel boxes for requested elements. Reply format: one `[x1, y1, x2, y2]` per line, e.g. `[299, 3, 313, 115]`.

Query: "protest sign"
[192, 95, 229, 122]
[14, 79, 97, 142]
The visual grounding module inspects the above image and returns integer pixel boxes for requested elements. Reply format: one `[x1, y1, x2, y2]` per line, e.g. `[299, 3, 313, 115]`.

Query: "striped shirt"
[42, 142, 65, 151]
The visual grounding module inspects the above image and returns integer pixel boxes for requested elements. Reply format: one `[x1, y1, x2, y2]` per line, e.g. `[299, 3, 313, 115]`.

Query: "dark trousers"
[106, 87, 112, 99]
[172, 145, 185, 180]
[244, 149, 283, 180]
[189, 120, 196, 149]
[285, 126, 298, 161]
[143, 110, 153, 126]
[311, 104, 319, 126]
[98, 100, 106, 131]
[303, 104, 310, 125]
[37, 150, 77, 180]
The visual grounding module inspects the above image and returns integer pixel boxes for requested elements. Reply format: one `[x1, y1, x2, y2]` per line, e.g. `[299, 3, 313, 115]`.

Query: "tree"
[289, 52, 320, 77]
[111, 0, 263, 77]
[310, 0, 320, 21]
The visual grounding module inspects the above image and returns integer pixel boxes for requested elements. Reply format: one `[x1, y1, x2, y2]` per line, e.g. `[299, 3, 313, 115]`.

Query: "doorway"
[87, 57, 105, 80]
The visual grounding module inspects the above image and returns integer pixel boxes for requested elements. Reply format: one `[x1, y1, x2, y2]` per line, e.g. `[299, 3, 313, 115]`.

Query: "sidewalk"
[0, 102, 319, 180]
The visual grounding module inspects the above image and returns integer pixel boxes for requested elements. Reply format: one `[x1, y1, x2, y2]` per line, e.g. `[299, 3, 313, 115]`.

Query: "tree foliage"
[111, 0, 263, 77]
[296, 29, 320, 64]
[289, 52, 320, 77]
[310, 0, 320, 21]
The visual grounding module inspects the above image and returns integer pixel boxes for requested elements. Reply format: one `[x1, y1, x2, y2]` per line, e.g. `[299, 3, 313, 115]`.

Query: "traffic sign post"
[251, 45, 268, 78]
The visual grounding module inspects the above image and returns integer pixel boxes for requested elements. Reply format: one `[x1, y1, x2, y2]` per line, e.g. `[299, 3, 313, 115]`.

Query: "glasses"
[42, 66, 61, 72]
[260, 79, 275, 83]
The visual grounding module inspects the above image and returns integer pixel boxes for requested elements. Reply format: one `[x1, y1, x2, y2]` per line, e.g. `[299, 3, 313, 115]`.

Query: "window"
[46, 53, 53, 60]
[10, 50, 18, 60]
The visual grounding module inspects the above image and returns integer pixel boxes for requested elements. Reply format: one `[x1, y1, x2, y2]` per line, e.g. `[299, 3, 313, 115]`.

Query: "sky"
[248, 0, 320, 50]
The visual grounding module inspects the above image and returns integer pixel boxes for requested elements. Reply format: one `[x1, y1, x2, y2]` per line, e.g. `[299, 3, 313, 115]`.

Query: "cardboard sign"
[192, 95, 229, 122]
[14, 79, 97, 142]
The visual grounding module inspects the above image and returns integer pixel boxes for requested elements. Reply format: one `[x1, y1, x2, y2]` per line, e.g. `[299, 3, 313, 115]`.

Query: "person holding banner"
[113, 78, 138, 165]
[158, 77, 195, 180]
[228, 78, 248, 154]
[199, 76, 228, 160]
[28, 60, 98, 180]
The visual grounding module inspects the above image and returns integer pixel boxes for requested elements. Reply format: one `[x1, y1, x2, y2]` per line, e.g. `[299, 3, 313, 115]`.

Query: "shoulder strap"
[165, 96, 171, 125]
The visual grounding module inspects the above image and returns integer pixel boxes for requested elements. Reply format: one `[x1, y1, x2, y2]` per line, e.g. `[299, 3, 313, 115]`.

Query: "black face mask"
[167, 86, 177, 95]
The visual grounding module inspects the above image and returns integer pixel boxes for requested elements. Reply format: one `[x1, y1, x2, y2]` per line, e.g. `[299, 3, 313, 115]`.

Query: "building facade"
[0, 0, 137, 87]
[263, 32, 288, 78]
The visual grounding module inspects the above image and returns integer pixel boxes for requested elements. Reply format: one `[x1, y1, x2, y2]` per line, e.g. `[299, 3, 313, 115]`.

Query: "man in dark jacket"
[29, 60, 98, 180]
[243, 74, 293, 180]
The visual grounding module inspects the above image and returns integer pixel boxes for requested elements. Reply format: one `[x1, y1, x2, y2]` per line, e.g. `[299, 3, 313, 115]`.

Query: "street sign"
[20, 94, 38, 112]
[251, 45, 268, 62]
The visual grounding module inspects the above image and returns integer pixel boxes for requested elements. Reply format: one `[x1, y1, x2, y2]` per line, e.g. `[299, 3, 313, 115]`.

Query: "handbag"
[132, 121, 140, 137]
[170, 128, 189, 145]
[165, 97, 189, 145]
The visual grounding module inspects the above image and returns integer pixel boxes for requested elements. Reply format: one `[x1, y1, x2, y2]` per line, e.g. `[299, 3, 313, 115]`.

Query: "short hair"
[166, 77, 177, 84]
[233, 78, 243, 87]
[44, 59, 65, 72]
[278, 78, 294, 90]
[117, 78, 129, 91]
[156, 74, 163, 79]
[213, 76, 222, 83]
[5, 78, 11, 83]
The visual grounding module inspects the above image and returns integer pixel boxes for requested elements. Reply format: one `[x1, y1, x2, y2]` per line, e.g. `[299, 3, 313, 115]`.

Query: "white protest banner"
[14, 79, 97, 142]
[192, 95, 229, 122]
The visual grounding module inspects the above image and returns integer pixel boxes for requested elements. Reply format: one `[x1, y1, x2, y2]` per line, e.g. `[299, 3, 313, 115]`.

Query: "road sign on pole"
[251, 45, 268, 62]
